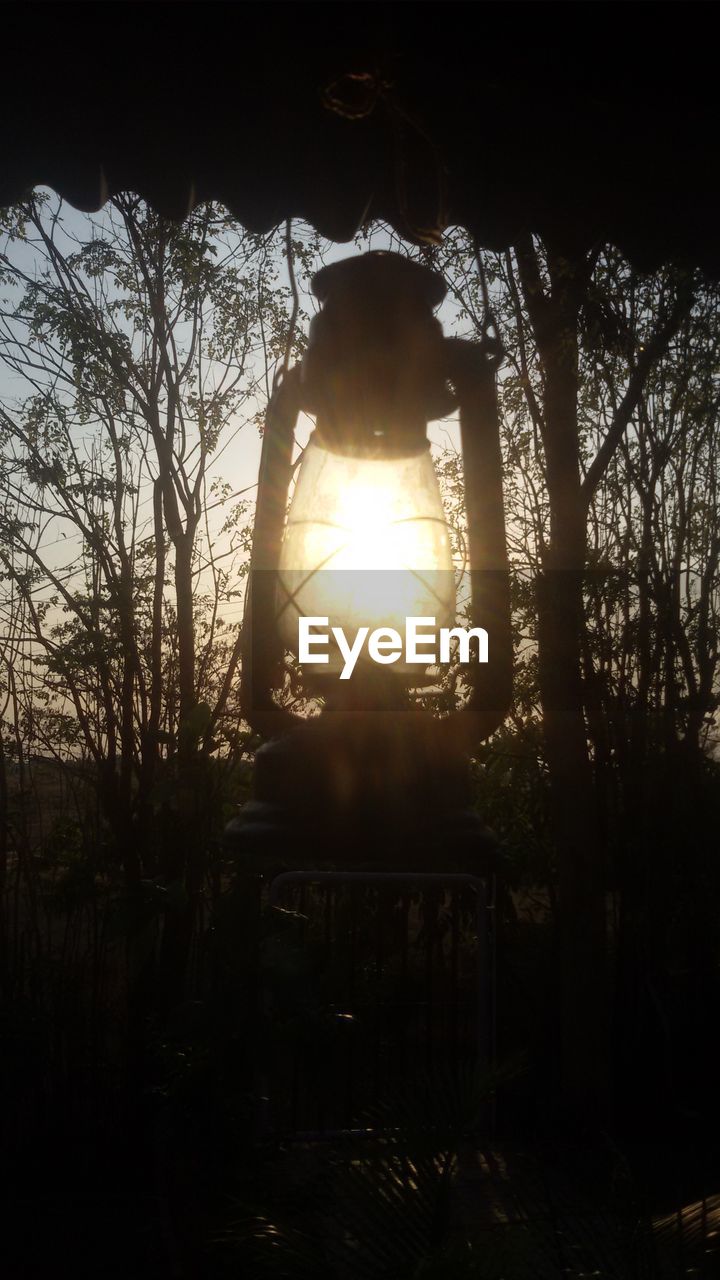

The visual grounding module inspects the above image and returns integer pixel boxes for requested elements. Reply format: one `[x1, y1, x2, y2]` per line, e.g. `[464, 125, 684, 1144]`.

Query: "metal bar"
[399, 892, 410, 1081]
[374, 888, 383, 1096]
[345, 891, 358, 1124]
[324, 882, 332, 957]
[425, 887, 435, 1068]
[266, 868, 494, 1139]
[475, 875, 489, 1073]
[451, 888, 460, 1067]
[489, 873, 497, 1069]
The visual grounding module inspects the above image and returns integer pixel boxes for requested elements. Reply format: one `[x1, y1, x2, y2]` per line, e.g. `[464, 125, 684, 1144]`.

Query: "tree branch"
[581, 274, 695, 508]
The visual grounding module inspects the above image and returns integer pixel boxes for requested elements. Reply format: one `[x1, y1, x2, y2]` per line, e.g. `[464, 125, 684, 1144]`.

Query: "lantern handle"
[437, 336, 513, 751]
[240, 364, 307, 736]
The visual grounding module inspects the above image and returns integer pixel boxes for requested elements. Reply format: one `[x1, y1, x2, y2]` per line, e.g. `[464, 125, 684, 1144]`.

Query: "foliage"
[0, 195, 325, 890]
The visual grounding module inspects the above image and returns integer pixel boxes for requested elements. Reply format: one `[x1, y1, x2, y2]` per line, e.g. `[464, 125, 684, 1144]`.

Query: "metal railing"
[260, 869, 496, 1139]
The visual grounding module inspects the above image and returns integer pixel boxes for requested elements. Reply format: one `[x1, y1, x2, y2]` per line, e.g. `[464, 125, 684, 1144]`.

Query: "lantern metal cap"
[311, 251, 447, 311]
[302, 250, 452, 448]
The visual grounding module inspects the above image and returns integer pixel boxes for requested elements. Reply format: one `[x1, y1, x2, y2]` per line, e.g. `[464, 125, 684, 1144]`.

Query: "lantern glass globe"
[276, 438, 456, 676]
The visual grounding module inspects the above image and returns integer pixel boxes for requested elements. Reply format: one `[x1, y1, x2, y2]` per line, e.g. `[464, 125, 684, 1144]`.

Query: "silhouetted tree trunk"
[512, 235, 609, 1119]
[513, 235, 694, 1122]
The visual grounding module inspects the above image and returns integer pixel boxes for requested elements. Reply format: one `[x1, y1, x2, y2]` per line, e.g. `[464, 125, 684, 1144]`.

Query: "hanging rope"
[323, 68, 448, 246]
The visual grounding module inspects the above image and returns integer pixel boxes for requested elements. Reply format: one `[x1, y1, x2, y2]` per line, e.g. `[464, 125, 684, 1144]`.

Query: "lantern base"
[224, 708, 498, 876]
